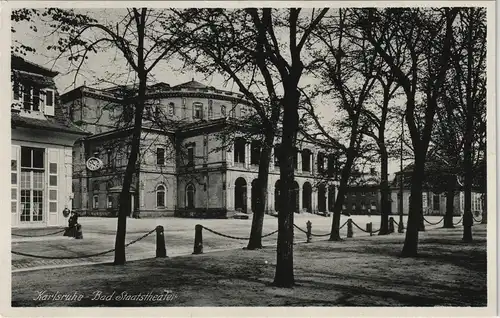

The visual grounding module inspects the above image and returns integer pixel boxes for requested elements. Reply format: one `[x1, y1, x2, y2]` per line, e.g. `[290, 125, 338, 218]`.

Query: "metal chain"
[453, 216, 463, 226]
[12, 228, 156, 260]
[423, 217, 444, 226]
[201, 226, 278, 240]
[12, 228, 66, 238]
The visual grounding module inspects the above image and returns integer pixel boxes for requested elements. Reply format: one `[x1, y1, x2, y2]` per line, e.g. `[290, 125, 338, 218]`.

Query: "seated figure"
[63, 211, 79, 237]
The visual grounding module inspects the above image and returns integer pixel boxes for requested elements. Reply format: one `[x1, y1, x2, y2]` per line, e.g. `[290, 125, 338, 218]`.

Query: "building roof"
[11, 111, 89, 135]
[11, 55, 59, 78]
[172, 79, 213, 90]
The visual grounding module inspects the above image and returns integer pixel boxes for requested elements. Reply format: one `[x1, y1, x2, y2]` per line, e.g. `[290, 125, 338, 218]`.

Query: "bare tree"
[45, 8, 189, 264]
[174, 8, 328, 287]
[359, 8, 459, 256]
[305, 9, 381, 240]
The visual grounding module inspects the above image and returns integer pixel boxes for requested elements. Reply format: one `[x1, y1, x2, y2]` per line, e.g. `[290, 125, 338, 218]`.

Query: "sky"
[11, 8, 408, 177]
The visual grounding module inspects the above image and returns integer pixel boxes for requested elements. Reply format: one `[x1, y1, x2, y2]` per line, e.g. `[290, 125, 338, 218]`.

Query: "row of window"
[147, 100, 248, 120]
[12, 82, 54, 112]
[233, 138, 340, 175]
[92, 184, 196, 209]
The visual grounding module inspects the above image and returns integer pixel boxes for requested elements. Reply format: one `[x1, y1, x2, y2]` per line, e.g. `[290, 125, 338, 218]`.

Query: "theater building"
[62, 80, 342, 218]
[10, 56, 88, 228]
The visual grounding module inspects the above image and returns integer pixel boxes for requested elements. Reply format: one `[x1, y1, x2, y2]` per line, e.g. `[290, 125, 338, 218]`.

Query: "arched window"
[168, 102, 175, 116]
[186, 184, 195, 208]
[156, 184, 166, 208]
[221, 105, 226, 117]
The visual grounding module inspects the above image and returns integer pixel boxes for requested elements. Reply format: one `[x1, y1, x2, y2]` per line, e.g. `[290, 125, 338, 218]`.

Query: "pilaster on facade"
[311, 151, 316, 175]
[269, 148, 274, 171]
[312, 188, 318, 214]
[226, 184, 234, 210]
[268, 190, 274, 212]
[298, 186, 303, 213]
[227, 147, 233, 167]
[297, 152, 302, 173]
[246, 185, 252, 213]
[245, 142, 251, 169]
[325, 188, 329, 212]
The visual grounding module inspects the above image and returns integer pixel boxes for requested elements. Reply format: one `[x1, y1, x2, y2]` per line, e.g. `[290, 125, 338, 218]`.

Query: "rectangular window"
[13, 82, 21, 101]
[187, 147, 194, 166]
[107, 195, 113, 208]
[45, 90, 54, 106]
[32, 87, 40, 111]
[433, 194, 440, 210]
[156, 148, 165, 165]
[23, 85, 32, 110]
[49, 163, 57, 174]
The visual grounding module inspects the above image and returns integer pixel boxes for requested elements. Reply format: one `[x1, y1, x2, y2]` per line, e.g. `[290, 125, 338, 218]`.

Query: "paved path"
[11, 214, 466, 272]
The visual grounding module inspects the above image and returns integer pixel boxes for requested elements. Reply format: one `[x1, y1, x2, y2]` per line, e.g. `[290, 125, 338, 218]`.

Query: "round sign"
[86, 157, 103, 171]
[63, 207, 71, 217]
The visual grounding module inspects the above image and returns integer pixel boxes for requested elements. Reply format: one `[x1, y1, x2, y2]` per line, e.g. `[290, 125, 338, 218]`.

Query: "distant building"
[391, 166, 484, 216]
[61, 80, 342, 218]
[10, 56, 88, 228]
[341, 167, 381, 215]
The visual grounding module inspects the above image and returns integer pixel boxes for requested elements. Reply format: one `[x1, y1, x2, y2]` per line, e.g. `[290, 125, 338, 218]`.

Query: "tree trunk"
[443, 176, 455, 228]
[401, 155, 425, 257]
[329, 185, 346, 241]
[273, 91, 299, 288]
[462, 137, 474, 242]
[481, 193, 486, 224]
[114, 74, 146, 265]
[247, 132, 274, 249]
[114, 12, 147, 264]
[329, 149, 355, 241]
[378, 146, 390, 235]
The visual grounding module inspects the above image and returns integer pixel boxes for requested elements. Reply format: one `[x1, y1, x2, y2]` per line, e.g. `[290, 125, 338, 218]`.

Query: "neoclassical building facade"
[61, 80, 341, 218]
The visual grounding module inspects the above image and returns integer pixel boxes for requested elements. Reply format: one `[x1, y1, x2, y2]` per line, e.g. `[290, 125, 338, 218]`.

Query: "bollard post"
[75, 224, 83, 239]
[347, 219, 353, 238]
[366, 222, 373, 236]
[156, 225, 167, 258]
[306, 220, 312, 243]
[397, 219, 405, 233]
[388, 217, 395, 234]
[193, 224, 203, 254]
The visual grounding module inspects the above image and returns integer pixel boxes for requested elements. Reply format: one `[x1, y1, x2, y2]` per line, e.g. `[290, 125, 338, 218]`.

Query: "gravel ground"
[11, 214, 466, 270]
[11, 223, 486, 307]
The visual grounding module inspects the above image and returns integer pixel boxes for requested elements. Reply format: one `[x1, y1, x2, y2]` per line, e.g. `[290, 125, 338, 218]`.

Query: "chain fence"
[12, 228, 66, 238]
[201, 226, 278, 241]
[453, 216, 464, 226]
[351, 220, 380, 234]
[11, 228, 156, 260]
[423, 217, 444, 226]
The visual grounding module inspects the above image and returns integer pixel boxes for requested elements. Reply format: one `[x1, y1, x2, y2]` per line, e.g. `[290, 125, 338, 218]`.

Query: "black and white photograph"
[3, 1, 496, 316]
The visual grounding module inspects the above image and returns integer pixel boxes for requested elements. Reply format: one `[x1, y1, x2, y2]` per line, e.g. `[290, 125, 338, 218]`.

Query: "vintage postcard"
[1, 1, 496, 317]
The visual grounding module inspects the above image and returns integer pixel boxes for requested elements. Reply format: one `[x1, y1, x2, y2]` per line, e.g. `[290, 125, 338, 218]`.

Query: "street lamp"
[398, 113, 405, 233]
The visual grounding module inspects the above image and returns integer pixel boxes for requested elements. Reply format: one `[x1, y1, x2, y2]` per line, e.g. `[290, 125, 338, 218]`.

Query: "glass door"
[20, 147, 45, 223]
